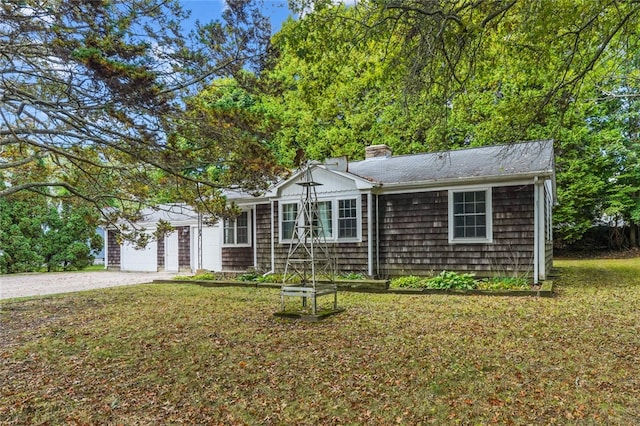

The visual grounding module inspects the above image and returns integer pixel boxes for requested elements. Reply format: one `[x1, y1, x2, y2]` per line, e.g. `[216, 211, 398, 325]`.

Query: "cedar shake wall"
[260, 201, 288, 273]
[157, 236, 165, 271]
[334, 194, 369, 274]
[221, 213, 255, 271]
[177, 226, 190, 270]
[378, 185, 535, 278]
[545, 241, 553, 276]
[107, 230, 120, 269]
[544, 193, 553, 276]
[492, 185, 535, 275]
[256, 203, 273, 272]
[222, 247, 253, 271]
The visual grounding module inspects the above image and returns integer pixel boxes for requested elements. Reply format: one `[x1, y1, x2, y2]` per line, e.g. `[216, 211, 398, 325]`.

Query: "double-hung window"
[280, 197, 360, 242]
[449, 188, 492, 243]
[338, 199, 358, 238]
[312, 201, 332, 238]
[223, 211, 249, 245]
[281, 203, 298, 240]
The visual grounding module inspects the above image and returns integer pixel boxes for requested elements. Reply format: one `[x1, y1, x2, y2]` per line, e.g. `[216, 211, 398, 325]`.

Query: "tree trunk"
[631, 221, 639, 248]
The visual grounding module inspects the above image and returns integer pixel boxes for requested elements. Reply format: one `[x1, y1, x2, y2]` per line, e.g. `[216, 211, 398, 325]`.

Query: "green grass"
[1, 258, 639, 424]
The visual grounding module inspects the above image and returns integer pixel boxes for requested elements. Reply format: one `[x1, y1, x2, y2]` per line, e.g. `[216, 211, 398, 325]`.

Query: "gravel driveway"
[0, 270, 187, 300]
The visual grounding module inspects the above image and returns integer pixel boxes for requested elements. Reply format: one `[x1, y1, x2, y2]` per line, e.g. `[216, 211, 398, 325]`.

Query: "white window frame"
[448, 187, 493, 244]
[280, 202, 298, 241]
[279, 196, 361, 243]
[312, 200, 333, 239]
[337, 198, 359, 239]
[222, 210, 251, 247]
[544, 180, 553, 242]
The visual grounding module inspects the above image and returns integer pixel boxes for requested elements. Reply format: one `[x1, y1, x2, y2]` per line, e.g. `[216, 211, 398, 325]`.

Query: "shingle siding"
[333, 194, 369, 274]
[221, 211, 255, 271]
[255, 203, 272, 272]
[251, 185, 537, 278]
[107, 230, 120, 269]
[222, 247, 253, 271]
[157, 236, 165, 270]
[545, 241, 553, 275]
[378, 185, 535, 278]
[177, 226, 190, 271]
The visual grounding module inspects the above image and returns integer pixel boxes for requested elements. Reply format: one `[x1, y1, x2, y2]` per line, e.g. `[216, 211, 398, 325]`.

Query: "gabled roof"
[241, 140, 556, 203]
[265, 162, 375, 198]
[348, 140, 555, 186]
[134, 204, 200, 225]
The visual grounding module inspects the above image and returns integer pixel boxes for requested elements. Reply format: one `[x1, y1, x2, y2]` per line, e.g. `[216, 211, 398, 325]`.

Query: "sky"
[180, 0, 294, 34]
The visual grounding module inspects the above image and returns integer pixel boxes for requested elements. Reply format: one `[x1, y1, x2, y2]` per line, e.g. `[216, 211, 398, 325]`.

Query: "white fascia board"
[228, 198, 264, 208]
[134, 219, 198, 228]
[374, 172, 554, 195]
[234, 200, 269, 207]
[330, 170, 377, 191]
[265, 165, 376, 200]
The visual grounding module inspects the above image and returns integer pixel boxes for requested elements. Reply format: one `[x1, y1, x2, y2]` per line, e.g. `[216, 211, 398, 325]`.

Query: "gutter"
[376, 193, 380, 277]
[252, 208, 257, 270]
[376, 171, 555, 194]
[367, 192, 373, 277]
[533, 176, 540, 285]
[263, 199, 276, 277]
[104, 229, 109, 270]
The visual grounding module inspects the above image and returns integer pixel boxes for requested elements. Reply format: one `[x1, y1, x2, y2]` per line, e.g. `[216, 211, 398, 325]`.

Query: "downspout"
[252, 207, 257, 270]
[376, 193, 380, 277]
[367, 192, 373, 277]
[104, 229, 108, 270]
[263, 200, 276, 277]
[539, 182, 547, 280]
[533, 176, 539, 285]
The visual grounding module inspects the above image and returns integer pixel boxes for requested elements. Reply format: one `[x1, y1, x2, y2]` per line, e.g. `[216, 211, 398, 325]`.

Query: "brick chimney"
[365, 144, 392, 159]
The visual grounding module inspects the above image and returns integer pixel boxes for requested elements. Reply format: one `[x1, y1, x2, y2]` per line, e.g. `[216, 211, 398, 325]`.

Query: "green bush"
[389, 275, 427, 288]
[340, 272, 366, 280]
[425, 271, 477, 290]
[173, 270, 530, 291]
[390, 271, 478, 290]
[194, 272, 217, 280]
[237, 272, 259, 282]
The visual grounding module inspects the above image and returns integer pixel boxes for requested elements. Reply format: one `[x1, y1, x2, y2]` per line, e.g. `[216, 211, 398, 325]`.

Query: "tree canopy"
[2, 0, 639, 250]
[0, 0, 280, 229]
[0, 193, 102, 273]
[266, 0, 640, 246]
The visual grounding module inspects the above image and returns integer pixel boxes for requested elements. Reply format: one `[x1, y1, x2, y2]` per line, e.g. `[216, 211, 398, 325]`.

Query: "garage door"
[120, 240, 158, 272]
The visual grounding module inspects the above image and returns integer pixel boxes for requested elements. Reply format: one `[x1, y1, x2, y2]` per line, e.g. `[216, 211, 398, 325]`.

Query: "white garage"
[120, 238, 158, 272]
[106, 204, 224, 273]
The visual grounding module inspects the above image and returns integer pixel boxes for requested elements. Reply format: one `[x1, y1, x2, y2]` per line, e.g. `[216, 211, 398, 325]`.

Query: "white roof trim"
[374, 171, 555, 194]
[265, 164, 375, 198]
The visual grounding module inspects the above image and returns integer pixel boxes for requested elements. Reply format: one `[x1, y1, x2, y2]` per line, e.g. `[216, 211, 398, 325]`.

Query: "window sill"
[279, 238, 362, 245]
[448, 238, 493, 244]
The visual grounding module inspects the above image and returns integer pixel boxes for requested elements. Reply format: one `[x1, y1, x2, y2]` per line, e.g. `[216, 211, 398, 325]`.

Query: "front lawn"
[1, 258, 639, 424]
